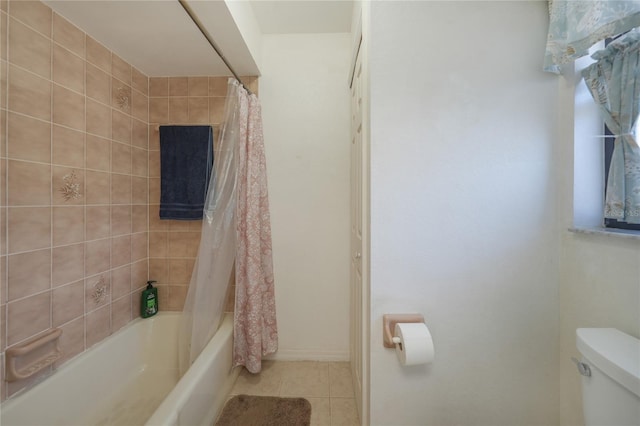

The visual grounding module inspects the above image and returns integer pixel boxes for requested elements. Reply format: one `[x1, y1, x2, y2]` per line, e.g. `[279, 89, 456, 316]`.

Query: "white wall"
[556, 40, 640, 426]
[259, 33, 352, 360]
[367, 2, 560, 424]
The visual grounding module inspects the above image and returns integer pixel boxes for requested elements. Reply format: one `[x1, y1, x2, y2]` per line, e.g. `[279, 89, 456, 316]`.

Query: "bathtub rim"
[145, 312, 238, 426]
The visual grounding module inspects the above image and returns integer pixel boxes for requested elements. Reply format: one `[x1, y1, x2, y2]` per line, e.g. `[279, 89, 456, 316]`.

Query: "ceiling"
[43, 0, 354, 77]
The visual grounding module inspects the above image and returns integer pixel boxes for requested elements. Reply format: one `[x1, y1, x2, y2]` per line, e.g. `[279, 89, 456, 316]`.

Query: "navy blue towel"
[159, 125, 214, 220]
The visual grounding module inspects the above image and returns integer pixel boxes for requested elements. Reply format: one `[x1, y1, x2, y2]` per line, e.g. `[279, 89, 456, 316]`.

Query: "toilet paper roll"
[394, 322, 434, 366]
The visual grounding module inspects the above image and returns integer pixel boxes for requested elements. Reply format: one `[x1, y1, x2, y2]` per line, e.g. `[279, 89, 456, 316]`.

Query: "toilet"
[576, 328, 640, 426]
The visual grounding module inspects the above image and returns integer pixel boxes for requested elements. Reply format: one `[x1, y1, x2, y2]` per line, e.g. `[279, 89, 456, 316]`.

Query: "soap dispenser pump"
[141, 280, 158, 318]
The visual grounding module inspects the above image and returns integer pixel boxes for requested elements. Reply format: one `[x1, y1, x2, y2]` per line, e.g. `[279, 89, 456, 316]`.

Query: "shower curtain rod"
[178, 0, 252, 95]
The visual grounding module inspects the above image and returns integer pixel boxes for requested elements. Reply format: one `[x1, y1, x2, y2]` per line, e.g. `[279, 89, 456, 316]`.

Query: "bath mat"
[215, 394, 311, 426]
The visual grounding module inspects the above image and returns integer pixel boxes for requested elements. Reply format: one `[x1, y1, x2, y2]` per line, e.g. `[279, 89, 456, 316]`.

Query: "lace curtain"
[582, 30, 640, 222]
[233, 82, 278, 374]
[544, 0, 640, 73]
[179, 78, 278, 375]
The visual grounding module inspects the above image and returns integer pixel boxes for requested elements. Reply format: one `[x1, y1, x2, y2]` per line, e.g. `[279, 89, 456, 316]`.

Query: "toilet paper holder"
[383, 313, 425, 348]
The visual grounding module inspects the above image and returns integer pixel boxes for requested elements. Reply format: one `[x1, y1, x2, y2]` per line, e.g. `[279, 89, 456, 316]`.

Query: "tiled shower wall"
[0, 0, 258, 403]
[0, 0, 150, 399]
[147, 76, 257, 313]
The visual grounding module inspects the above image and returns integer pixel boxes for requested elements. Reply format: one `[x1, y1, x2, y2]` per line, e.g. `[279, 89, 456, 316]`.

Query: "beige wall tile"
[169, 77, 187, 96]
[168, 97, 188, 123]
[52, 13, 84, 58]
[188, 77, 208, 96]
[111, 204, 131, 236]
[149, 77, 168, 97]
[7, 207, 51, 253]
[85, 62, 110, 104]
[168, 258, 194, 284]
[111, 264, 130, 300]
[85, 134, 110, 171]
[149, 258, 167, 284]
[7, 291, 50, 346]
[1, 304, 6, 352]
[84, 272, 110, 313]
[85, 171, 110, 204]
[55, 316, 84, 365]
[111, 235, 130, 268]
[111, 294, 131, 332]
[85, 205, 109, 240]
[188, 97, 209, 124]
[7, 109, 50, 160]
[52, 206, 84, 246]
[85, 35, 110, 73]
[131, 91, 147, 122]
[111, 81, 131, 114]
[52, 125, 84, 168]
[132, 176, 147, 204]
[1, 61, 6, 110]
[209, 77, 227, 97]
[149, 124, 159, 150]
[168, 220, 189, 232]
[131, 232, 147, 262]
[209, 97, 225, 124]
[8, 249, 50, 301]
[112, 109, 131, 144]
[131, 67, 147, 96]
[9, 18, 50, 79]
[131, 119, 148, 149]
[244, 76, 258, 94]
[131, 259, 147, 292]
[167, 285, 187, 311]
[148, 205, 166, 231]
[111, 54, 131, 85]
[52, 280, 83, 326]
[8, 1, 51, 37]
[111, 141, 131, 174]
[53, 84, 85, 131]
[52, 167, 84, 206]
[148, 150, 160, 178]
[8, 160, 51, 206]
[132, 147, 147, 177]
[111, 174, 131, 205]
[149, 97, 168, 124]
[84, 238, 110, 276]
[148, 231, 167, 258]
[85, 304, 110, 348]
[86, 98, 111, 138]
[1, 11, 6, 62]
[53, 43, 84, 93]
[168, 232, 199, 257]
[52, 243, 84, 287]
[8, 64, 51, 121]
[131, 205, 147, 233]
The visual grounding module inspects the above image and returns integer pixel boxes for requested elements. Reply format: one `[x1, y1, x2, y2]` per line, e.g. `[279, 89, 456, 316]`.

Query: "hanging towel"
[159, 125, 214, 220]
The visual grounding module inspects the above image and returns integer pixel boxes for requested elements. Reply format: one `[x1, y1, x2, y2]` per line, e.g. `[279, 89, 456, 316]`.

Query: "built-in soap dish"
[5, 328, 63, 382]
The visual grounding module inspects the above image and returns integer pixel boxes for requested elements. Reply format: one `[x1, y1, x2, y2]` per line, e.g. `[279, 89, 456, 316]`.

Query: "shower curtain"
[179, 79, 277, 375]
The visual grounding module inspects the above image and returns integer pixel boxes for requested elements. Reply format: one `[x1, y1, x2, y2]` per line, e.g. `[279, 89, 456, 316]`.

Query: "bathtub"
[1, 312, 239, 426]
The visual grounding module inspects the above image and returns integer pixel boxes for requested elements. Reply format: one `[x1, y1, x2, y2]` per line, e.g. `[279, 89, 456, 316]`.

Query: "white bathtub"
[1, 312, 239, 426]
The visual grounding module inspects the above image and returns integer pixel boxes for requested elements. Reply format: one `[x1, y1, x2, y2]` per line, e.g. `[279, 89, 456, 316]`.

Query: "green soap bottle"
[141, 280, 158, 318]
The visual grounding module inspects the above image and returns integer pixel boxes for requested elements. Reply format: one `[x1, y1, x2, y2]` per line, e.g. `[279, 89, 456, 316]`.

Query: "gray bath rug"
[215, 394, 311, 426]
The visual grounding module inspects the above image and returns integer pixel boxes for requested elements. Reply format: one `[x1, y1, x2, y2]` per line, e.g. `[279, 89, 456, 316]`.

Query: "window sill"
[569, 226, 640, 240]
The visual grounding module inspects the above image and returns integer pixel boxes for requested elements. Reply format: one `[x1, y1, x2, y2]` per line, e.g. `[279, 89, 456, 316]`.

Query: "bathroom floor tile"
[229, 361, 360, 426]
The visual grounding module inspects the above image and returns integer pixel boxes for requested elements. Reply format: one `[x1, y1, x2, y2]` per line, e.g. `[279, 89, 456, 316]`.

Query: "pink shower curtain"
[233, 83, 278, 373]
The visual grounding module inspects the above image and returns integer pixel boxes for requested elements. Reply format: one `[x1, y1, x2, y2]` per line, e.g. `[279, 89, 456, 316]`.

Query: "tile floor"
[229, 361, 360, 426]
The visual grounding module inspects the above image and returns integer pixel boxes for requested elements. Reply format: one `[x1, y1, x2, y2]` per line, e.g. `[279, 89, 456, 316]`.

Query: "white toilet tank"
[576, 328, 640, 426]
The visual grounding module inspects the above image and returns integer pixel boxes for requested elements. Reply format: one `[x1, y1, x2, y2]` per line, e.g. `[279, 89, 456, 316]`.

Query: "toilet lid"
[577, 328, 640, 398]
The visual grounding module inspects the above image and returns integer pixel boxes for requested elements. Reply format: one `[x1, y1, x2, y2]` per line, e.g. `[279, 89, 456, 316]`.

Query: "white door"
[350, 31, 368, 425]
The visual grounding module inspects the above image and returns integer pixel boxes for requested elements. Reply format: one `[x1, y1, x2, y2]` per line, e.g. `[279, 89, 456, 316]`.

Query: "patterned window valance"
[544, 0, 640, 73]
